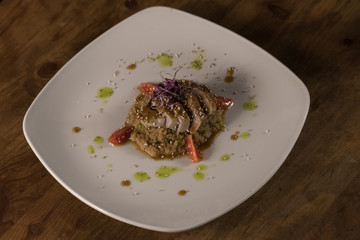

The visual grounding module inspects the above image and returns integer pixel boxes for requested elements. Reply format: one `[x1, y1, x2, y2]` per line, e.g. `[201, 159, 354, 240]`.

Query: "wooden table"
[1, 0, 359, 239]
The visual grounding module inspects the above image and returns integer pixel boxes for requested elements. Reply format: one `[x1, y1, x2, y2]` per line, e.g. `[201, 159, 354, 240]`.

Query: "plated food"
[108, 71, 233, 162]
[22, 6, 310, 232]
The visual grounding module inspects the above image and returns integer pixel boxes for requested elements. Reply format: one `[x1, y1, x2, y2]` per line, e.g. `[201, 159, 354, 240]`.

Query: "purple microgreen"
[148, 70, 188, 110]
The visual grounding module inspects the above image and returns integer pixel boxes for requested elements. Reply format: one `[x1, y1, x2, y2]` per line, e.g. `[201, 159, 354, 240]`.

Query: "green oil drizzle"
[240, 132, 251, 139]
[87, 145, 95, 154]
[93, 136, 104, 144]
[155, 166, 182, 178]
[190, 54, 204, 70]
[107, 164, 113, 168]
[190, 59, 203, 70]
[243, 99, 258, 110]
[193, 171, 205, 180]
[220, 154, 231, 161]
[157, 54, 173, 66]
[97, 87, 114, 99]
[134, 172, 151, 182]
[196, 164, 208, 171]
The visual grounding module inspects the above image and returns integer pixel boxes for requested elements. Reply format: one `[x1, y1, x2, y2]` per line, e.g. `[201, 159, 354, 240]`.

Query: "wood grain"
[1, 0, 360, 239]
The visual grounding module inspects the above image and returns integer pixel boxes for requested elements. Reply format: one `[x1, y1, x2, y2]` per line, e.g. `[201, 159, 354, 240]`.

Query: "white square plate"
[23, 6, 309, 232]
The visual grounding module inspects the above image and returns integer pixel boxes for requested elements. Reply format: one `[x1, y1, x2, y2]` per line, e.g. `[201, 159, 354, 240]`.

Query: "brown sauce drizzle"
[178, 190, 187, 196]
[72, 126, 81, 133]
[121, 180, 131, 187]
[231, 134, 238, 140]
[224, 67, 235, 83]
[126, 63, 137, 70]
[230, 131, 240, 140]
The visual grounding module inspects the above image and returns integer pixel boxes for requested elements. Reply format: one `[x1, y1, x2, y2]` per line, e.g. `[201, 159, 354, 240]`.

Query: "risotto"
[108, 72, 233, 162]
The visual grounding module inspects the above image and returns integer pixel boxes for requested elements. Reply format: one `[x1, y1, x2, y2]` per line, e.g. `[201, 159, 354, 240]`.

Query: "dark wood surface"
[1, 0, 360, 239]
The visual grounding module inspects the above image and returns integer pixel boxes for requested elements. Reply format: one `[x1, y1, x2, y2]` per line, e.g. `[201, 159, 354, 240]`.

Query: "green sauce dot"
[97, 87, 114, 99]
[190, 59, 203, 70]
[93, 136, 104, 144]
[240, 132, 251, 139]
[155, 166, 182, 178]
[107, 164, 113, 168]
[196, 164, 208, 171]
[193, 171, 205, 181]
[87, 145, 95, 154]
[157, 54, 173, 67]
[243, 99, 258, 110]
[190, 54, 204, 70]
[134, 172, 151, 182]
[220, 154, 230, 161]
